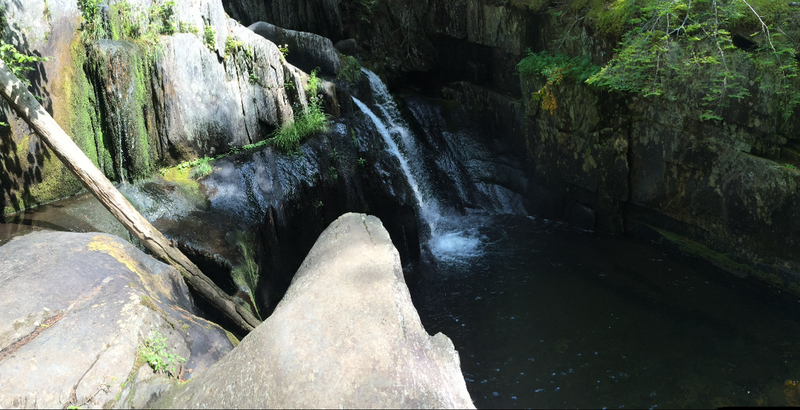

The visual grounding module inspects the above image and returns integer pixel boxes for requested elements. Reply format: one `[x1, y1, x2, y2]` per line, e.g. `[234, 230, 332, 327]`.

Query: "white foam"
[429, 230, 483, 262]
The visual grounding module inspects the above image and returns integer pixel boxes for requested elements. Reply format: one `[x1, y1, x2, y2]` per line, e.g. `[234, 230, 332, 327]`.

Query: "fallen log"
[0, 59, 260, 334]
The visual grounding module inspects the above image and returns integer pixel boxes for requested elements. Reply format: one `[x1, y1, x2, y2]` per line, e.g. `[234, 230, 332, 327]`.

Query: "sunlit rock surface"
[0, 231, 233, 408]
[156, 213, 474, 409]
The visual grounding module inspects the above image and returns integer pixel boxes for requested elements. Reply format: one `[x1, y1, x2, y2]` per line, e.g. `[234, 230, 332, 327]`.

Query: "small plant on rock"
[278, 43, 289, 59]
[270, 94, 327, 152]
[139, 331, 185, 378]
[305, 68, 321, 94]
[224, 35, 244, 59]
[203, 24, 216, 51]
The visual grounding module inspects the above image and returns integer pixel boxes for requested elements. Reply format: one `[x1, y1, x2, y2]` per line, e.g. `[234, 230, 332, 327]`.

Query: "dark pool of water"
[412, 214, 800, 409]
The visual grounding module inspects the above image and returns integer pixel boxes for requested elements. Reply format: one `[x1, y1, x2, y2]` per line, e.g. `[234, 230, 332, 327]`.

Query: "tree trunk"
[0, 60, 260, 333]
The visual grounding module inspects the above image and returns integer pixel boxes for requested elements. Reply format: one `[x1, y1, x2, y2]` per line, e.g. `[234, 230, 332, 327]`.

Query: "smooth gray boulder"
[156, 213, 475, 408]
[249, 21, 342, 76]
[0, 231, 234, 408]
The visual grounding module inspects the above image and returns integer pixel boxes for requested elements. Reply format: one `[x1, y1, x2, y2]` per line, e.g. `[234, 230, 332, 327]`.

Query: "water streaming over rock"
[353, 69, 486, 262]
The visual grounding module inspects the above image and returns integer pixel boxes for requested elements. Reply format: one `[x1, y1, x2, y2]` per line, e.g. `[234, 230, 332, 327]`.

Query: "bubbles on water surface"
[428, 229, 483, 262]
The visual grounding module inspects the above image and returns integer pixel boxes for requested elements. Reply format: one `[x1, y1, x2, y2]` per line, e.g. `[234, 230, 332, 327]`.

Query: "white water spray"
[353, 69, 482, 262]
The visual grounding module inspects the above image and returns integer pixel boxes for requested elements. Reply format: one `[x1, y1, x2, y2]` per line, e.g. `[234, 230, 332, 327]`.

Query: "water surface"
[413, 214, 800, 409]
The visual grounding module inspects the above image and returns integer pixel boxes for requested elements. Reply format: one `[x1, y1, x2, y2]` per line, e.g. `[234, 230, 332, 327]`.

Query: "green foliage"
[139, 331, 185, 377]
[328, 166, 339, 181]
[77, 0, 105, 40]
[149, 0, 176, 35]
[85, 0, 187, 49]
[579, 0, 800, 121]
[787, 164, 798, 170]
[305, 68, 321, 94]
[518, 51, 598, 114]
[178, 20, 198, 34]
[357, 157, 367, 167]
[278, 43, 289, 59]
[162, 156, 214, 179]
[224, 36, 244, 59]
[271, 95, 327, 153]
[518, 50, 600, 84]
[0, 43, 48, 88]
[249, 72, 259, 84]
[337, 55, 362, 86]
[203, 25, 216, 50]
[191, 161, 212, 178]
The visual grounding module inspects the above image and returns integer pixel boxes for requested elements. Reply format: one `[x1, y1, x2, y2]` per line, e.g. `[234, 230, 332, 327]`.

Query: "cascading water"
[353, 69, 482, 262]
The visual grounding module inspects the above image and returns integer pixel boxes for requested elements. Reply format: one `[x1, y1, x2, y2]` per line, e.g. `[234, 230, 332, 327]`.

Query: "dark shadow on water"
[411, 215, 800, 409]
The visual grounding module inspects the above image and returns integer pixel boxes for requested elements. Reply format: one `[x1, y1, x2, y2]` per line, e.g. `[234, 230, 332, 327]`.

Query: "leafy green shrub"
[191, 161, 212, 178]
[577, 0, 800, 121]
[0, 43, 47, 88]
[139, 331, 185, 377]
[149, 0, 176, 35]
[178, 20, 198, 34]
[305, 68, 321, 94]
[203, 24, 216, 50]
[337, 55, 362, 86]
[517, 50, 598, 115]
[271, 95, 327, 152]
[224, 36, 244, 59]
[278, 43, 289, 59]
[77, 0, 105, 39]
[518, 50, 600, 84]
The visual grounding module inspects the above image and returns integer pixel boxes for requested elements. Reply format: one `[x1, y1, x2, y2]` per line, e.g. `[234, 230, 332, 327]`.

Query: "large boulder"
[249, 21, 342, 77]
[156, 213, 474, 408]
[0, 231, 234, 408]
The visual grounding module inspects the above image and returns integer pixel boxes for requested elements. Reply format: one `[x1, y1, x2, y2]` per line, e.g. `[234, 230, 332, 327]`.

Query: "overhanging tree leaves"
[575, 0, 800, 121]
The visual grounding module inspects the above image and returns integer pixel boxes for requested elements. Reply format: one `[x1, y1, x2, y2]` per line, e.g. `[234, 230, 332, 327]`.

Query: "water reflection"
[413, 215, 800, 408]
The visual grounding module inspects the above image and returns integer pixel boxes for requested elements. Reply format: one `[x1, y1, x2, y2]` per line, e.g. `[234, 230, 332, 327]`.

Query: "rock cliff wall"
[0, 0, 313, 214]
[238, 0, 800, 291]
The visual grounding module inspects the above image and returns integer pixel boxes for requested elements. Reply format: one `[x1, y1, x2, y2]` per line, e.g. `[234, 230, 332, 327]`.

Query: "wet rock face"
[402, 94, 530, 216]
[155, 213, 475, 409]
[0, 231, 234, 408]
[141, 117, 421, 321]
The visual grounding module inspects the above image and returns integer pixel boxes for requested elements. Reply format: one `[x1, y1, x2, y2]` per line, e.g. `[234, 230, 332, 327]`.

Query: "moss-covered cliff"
[0, 0, 317, 214]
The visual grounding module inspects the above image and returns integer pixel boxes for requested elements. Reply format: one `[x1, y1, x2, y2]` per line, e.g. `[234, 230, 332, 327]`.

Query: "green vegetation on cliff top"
[520, 0, 800, 122]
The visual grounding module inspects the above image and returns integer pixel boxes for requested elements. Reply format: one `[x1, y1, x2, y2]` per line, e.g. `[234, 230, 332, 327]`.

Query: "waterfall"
[353, 69, 482, 262]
